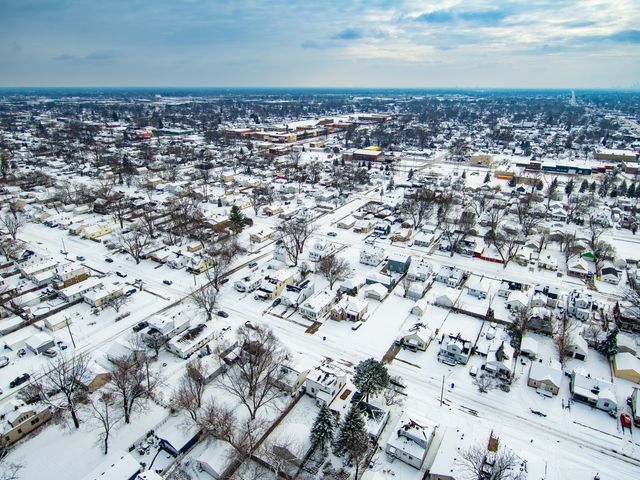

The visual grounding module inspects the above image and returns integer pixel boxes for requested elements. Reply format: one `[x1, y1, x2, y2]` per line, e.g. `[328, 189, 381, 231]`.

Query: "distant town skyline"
[1, 0, 639, 88]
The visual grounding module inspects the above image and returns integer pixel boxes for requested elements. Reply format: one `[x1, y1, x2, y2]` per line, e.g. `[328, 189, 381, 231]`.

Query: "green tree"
[564, 179, 574, 195]
[353, 358, 389, 402]
[483, 172, 491, 184]
[579, 179, 589, 193]
[333, 407, 369, 477]
[228, 205, 246, 234]
[310, 404, 336, 452]
[597, 328, 618, 357]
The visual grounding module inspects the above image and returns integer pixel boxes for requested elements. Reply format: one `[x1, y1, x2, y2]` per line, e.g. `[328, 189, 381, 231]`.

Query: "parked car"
[116, 271, 127, 278]
[248, 261, 258, 269]
[217, 310, 229, 318]
[105, 258, 114, 263]
[125, 288, 137, 296]
[469, 366, 479, 377]
[163, 279, 173, 285]
[0, 356, 9, 368]
[327, 231, 337, 237]
[621, 412, 632, 429]
[42, 348, 58, 358]
[76, 255, 85, 261]
[271, 298, 282, 308]
[244, 320, 257, 330]
[10, 373, 30, 388]
[132, 321, 149, 332]
[220, 278, 230, 285]
[389, 375, 407, 389]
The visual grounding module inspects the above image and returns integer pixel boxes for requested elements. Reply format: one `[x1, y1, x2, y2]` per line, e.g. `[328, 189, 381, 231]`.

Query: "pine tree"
[597, 328, 618, 357]
[229, 205, 246, 233]
[310, 405, 335, 452]
[407, 168, 414, 180]
[627, 183, 636, 198]
[333, 407, 369, 477]
[564, 179, 574, 195]
[353, 358, 389, 402]
[535, 180, 543, 191]
[589, 181, 597, 193]
[483, 172, 490, 184]
[579, 180, 589, 193]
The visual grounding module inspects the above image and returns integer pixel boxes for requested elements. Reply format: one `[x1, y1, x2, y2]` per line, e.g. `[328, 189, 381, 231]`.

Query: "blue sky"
[1, 0, 639, 88]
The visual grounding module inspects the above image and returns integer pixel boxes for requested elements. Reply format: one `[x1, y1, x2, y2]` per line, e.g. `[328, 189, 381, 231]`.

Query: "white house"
[570, 369, 617, 412]
[360, 245, 385, 267]
[385, 414, 437, 469]
[304, 362, 347, 406]
[299, 289, 336, 321]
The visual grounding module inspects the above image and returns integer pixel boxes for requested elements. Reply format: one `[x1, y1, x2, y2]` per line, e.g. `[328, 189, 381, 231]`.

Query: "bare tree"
[31, 352, 92, 429]
[172, 360, 208, 422]
[277, 217, 316, 266]
[0, 235, 22, 261]
[318, 254, 352, 289]
[457, 441, 526, 480]
[217, 324, 290, 420]
[473, 374, 496, 393]
[108, 353, 159, 424]
[402, 188, 436, 228]
[202, 238, 242, 291]
[0, 454, 23, 480]
[592, 240, 616, 276]
[446, 209, 476, 257]
[554, 315, 578, 366]
[191, 285, 219, 321]
[259, 436, 304, 479]
[435, 192, 454, 228]
[489, 228, 523, 268]
[88, 390, 122, 455]
[116, 227, 150, 264]
[249, 185, 274, 216]
[106, 294, 129, 313]
[0, 214, 24, 241]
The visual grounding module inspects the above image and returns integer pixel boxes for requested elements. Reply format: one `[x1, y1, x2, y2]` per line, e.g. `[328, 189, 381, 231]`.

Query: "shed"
[613, 352, 640, 383]
[25, 332, 56, 354]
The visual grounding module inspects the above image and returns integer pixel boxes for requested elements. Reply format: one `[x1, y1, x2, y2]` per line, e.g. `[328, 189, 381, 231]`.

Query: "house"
[360, 245, 385, 267]
[79, 362, 112, 392]
[309, 238, 335, 262]
[392, 228, 412, 242]
[613, 352, 640, 383]
[484, 340, 515, 378]
[570, 369, 617, 412]
[270, 364, 309, 393]
[156, 412, 201, 457]
[195, 438, 236, 479]
[58, 277, 103, 302]
[18, 256, 59, 279]
[0, 400, 53, 447]
[398, 323, 434, 351]
[601, 266, 621, 285]
[353, 219, 373, 233]
[337, 216, 356, 229]
[567, 257, 591, 278]
[82, 223, 112, 239]
[568, 290, 593, 321]
[143, 312, 191, 347]
[438, 334, 472, 365]
[631, 388, 640, 426]
[299, 289, 336, 320]
[233, 275, 261, 293]
[249, 227, 276, 244]
[434, 289, 458, 309]
[387, 252, 411, 274]
[407, 259, 432, 282]
[411, 298, 429, 317]
[506, 291, 529, 311]
[538, 255, 558, 271]
[167, 323, 218, 359]
[255, 269, 296, 300]
[373, 221, 391, 236]
[466, 277, 489, 300]
[304, 362, 347, 406]
[434, 266, 464, 288]
[53, 264, 89, 289]
[81, 453, 141, 480]
[569, 335, 588, 361]
[25, 332, 56, 354]
[413, 231, 434, 248]
[330, 296, 368, 322]
[83, 282, 124, 308]
[280, 279, 315, 308]
[406, 281, 429, 301]
[385, 414, 437, 469]
[363, 282, 388, 301]
[528, 359, 562, 396]
[519, 334, 539, 358]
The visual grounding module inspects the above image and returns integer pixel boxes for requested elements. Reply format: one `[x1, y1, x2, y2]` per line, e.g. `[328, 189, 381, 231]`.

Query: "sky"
[1, 0, 639, 89]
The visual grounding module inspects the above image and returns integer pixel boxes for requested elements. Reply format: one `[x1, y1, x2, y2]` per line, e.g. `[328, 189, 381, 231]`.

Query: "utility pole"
[65, 317, 76, 349]
[440, 374, 445, 406]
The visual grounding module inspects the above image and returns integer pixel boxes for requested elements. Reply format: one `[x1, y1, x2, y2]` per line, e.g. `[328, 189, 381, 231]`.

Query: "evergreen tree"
[407, 168, 414, 180]
[596, 328, 618, 357]
[461, 170, 467, 179]
[627, 183, 636, 198]
[589, 181, 597, 193]
[535, 180, 543, 191]
[579, 179, 589, 193]
[353, 358, 389, 402]
[610, 186, 618, 198]
[217, 197, 223, 208]
[333, 407, 369, 477]
[483, 172, 491, 184]
[310, 405, 336, 452]
[564, 179, 574, 195]
[229, 205, 247, 233]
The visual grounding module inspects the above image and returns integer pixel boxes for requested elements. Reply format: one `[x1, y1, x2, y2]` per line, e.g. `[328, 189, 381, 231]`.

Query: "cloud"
[52, 50, 117, 62]
[331, 28, 363, 40]
[415, 7, 509, 26]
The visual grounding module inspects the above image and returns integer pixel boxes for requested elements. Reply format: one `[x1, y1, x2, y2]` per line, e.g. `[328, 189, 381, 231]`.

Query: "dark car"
[125, 288, 137, 296]
[248, 261, 258, 269]
[327, 231, 338, 237]
[271, 298, 282, 308]
[132, 321, 149, 332]
[116, 271, 127, 278]
[163, 279, 173, 285]
[105, 258, 114, 263]
[217, 310, 229, 318]
[220, 278, 230, 285]
[10, 373, 30, 388]
[76, 255, 86, 261]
